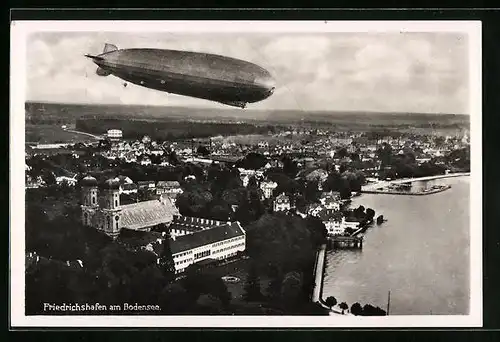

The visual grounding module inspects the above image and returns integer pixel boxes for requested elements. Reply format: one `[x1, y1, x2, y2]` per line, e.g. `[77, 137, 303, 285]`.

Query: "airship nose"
[255, 73, 276, 98]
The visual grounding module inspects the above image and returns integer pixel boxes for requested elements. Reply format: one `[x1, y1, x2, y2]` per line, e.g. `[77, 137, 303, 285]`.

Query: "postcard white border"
[10, 20, 482, 328]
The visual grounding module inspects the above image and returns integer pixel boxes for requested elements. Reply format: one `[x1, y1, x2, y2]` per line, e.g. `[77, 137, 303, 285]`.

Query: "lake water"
[323, 176, 470, 315]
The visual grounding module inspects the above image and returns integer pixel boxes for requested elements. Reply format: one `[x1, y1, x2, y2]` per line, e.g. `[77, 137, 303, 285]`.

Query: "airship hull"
[87, 47, 275, 108]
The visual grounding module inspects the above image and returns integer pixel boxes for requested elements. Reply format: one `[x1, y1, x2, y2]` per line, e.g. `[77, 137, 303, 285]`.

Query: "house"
[137, 180, 156, 190]
[56, 174, 78, 186]
[260, 180, 278, 199]
[120, 183, 138, 195]
[140, 156, 152, 166]
[319, 192, 341, 212]
[114, 175, 134, 185]
[320, 191, 341, 203]
[156, 181, 183, 196]
[307, 203, 323, 217]
[273, 193, 291, 212]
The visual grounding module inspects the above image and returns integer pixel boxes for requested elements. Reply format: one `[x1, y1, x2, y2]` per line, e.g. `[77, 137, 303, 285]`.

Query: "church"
[80, 176, 179, 238]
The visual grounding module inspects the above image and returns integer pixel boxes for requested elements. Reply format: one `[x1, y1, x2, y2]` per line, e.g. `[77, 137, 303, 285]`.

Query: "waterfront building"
[323, 216, 361, 236]
[80, 176, 179, 239]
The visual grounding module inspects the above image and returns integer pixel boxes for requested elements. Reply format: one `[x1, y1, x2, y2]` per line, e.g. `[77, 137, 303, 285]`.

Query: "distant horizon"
[25, 100, 470, 117]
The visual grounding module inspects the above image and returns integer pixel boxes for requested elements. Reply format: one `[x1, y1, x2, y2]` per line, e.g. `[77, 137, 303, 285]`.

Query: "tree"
[323, 170, 342, 192]
[282, 155, 298, 177]
[339, 302, 349, 314]
[159, 282, 192, 314]
[197, 145, 210, 157]
[365, 208, 376, 220]
[267, 273, 283, 301]
[351, 302, 363, 315]
[281, 271, 303, 309]
[247, 176, 258, 189]
[325, 296, 337, 308]
[158, 238, 176, 281]
[243, 265, 263, 301]
[237, 152, 268, 170]
[336, 147, 348, 159]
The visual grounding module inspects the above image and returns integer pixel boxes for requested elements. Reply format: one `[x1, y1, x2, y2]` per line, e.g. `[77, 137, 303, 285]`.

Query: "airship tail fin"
[103, 43, 118, 54]
[96, 67, 111, 77]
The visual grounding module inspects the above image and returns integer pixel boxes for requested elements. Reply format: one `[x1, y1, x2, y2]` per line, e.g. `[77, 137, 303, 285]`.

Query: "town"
[25, 116, 471, 316]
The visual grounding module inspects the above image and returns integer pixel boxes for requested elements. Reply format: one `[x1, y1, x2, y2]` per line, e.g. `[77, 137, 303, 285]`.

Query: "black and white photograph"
[10, 20, 482, 328]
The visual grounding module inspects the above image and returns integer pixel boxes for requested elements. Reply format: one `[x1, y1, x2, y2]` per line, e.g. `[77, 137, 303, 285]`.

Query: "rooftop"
[120, 198, 179, 231]
[157, 180, 181, 188]
[169, 215, 224, 233]
[170, 221, 245, 255]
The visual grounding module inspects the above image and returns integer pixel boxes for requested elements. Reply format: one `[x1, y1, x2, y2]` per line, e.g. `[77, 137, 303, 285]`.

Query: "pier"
[329, 235, 363, 249]
[361, 172, 468, 195]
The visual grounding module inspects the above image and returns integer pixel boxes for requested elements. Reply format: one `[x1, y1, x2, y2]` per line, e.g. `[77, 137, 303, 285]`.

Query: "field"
[25, 124, 98, 144]
[25, 101, 470, 140]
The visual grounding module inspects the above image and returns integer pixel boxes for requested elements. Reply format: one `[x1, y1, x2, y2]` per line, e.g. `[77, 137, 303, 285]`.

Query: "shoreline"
[361, 173, 469, 196]
[362, 184, 452, 196]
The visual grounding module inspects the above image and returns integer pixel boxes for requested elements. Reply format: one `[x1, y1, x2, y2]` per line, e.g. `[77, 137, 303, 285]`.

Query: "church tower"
[80, 175, 98, 227]
[100, 178, 122, 239]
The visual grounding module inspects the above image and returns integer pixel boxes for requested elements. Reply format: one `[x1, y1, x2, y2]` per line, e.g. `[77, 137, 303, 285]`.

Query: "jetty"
[329, 235, 363, 249]
[361, 172, 468, 195]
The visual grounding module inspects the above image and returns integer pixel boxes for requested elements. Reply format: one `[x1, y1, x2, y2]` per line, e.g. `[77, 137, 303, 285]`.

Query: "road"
[62, 128, 102, 139]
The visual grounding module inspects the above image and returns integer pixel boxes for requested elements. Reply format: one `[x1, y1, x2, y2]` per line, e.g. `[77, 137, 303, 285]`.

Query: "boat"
[376, 215, 385, 225]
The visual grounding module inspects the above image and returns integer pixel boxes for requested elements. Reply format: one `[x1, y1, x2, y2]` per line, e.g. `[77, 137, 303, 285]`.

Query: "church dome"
[101, 178, 120, 190]
[80, 175, 98, 187]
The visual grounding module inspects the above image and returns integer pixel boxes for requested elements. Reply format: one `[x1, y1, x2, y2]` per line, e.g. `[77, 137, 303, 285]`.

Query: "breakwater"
[363, 184, 452, 196]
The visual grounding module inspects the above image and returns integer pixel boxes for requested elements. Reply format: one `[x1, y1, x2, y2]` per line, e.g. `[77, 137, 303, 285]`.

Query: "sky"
[26, 31, 469, 114]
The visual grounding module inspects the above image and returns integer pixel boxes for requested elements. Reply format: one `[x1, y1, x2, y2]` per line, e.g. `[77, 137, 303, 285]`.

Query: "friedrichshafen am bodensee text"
[43, 302, 161, 312]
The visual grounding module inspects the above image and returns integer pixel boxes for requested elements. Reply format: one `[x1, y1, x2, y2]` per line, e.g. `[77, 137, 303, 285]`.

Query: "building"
[170, 220, 246, 274]
[56, 175, 78, 186]
[80, 176, 179, 238]
[260, 180, 278, 199]
[156, 181, 183, 196]
[107, 129, 123, 142]
[323, 217, 361, 236]
[120, 183, 138, 195]
[324, 219, 344, 236]
[319, 192, 341, 212]
[273, 193, 291, 212]
[168, 215, 224, 238]
[137, 180, 156, 190]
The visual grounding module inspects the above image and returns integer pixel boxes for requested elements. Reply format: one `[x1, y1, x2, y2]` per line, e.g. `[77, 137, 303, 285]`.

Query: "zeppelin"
[85, 43, 276, 108]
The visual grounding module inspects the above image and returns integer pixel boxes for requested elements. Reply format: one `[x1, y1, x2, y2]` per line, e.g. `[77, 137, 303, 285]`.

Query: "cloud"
[25, 31, 469, 114]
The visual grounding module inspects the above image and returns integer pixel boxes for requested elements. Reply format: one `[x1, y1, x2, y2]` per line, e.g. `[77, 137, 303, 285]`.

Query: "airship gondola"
[85, 43, 276, 108]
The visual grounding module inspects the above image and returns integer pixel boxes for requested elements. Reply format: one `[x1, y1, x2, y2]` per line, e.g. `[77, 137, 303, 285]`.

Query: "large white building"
[107, 129, 123, 142]
[170, 220, 246, 274]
